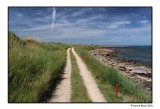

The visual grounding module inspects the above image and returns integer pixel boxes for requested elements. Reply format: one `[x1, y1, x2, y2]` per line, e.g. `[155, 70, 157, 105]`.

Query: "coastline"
[89, 49, 152, 92]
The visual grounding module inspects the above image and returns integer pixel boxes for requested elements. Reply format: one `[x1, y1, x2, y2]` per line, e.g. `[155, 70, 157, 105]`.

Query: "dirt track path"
[48, 48, 71, 102]
[48, 48, 106, 102]
[72, 48, 106, 102]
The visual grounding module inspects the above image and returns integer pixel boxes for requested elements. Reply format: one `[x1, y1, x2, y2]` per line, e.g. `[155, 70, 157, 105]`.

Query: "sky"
[9, 7, 152, 45]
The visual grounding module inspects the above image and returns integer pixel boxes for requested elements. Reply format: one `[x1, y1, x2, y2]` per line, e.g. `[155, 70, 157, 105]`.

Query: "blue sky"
[9, 7, 152, 45]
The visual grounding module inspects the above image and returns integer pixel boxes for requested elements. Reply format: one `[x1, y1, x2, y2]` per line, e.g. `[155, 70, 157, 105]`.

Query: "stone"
[90, 49, 117, 57]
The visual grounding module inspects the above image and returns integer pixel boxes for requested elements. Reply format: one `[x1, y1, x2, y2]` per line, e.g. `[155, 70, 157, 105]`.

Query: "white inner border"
[0, 0, 159, 109]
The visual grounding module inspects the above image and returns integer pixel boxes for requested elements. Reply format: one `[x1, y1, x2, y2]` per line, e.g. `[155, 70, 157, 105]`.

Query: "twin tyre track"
[48, 48, 106, 102]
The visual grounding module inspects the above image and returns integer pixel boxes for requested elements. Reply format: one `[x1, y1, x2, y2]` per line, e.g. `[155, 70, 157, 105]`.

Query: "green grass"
[8, 32, 151, 102]
[9, 32, 70, 102]
[70, 48, 91, 102]
[75, 47, 151, 102]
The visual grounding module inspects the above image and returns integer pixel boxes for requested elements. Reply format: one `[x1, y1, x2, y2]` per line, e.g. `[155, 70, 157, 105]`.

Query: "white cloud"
[71, 9, 87, 17]
[138, 20, 150, 24]
[35, 16, 51, 22]
[9, 8, 151, 45]
[21, 24, 51, 31]
[17, 13, 23, 17]
[107, 21, 131, 29]
[36, 12, 42, 15]
[51, 8, 56, 32]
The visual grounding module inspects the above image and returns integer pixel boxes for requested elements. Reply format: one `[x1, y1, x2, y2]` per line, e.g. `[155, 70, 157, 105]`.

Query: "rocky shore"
[89, 49, 152, 92]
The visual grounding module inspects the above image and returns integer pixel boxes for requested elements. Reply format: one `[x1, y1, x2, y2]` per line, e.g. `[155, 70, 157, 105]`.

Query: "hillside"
[9, 32, 70, 102]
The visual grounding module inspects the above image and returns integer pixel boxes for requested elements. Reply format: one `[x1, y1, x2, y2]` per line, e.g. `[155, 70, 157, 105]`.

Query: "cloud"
[138, 20, 150, 24]
[16, 13, 23, 17]
[20, 24, 51, 31]
[51, 8, 56, 32]
[9, 7, 151, 45]
[107, 21, 131, 29]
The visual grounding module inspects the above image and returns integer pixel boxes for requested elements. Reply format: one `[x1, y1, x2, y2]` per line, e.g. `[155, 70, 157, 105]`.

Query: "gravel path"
[72, 48, 106, 102]
[48, 48, 71, 102]
[48, 48, 106, 102]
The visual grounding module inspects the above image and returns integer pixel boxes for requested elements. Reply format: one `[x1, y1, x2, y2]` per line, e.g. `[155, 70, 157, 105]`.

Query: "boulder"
[118, 66, 126, 71]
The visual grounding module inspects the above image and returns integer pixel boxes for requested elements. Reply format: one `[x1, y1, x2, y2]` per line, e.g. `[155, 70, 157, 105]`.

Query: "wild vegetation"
[75, 46, 151, 102]
[8, 32, 151, 102]
[8, 32, 70, 102]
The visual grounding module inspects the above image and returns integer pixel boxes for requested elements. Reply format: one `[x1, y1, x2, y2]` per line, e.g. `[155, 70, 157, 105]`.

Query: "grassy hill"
[9, 32, 70, 102]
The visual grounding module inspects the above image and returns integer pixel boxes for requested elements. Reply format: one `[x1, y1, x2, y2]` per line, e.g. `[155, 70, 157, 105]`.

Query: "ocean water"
[108, 46, 152, 65]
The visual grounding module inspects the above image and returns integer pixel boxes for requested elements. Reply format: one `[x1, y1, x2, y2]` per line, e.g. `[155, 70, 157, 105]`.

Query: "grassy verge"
[9, 32, 70, 102]
[75, 47, 151, 102]
[70, 48, 91, 102]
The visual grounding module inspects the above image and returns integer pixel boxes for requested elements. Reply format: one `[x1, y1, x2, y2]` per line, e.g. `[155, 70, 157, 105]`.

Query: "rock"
[89, 49, 152, 92]
[111, 63, 115, 66]
[122, 59, 129, 62]
[118, 63, 125, 67]
[90, 49, 117, 57]
[118, 65, 126, 71]
[143, 80, 152, 89]
[122, 59, 136, 64]
[134, 72, 152, 78]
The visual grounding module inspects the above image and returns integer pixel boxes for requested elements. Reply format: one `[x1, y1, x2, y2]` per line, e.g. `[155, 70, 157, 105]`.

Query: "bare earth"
[72, 48, 106, 102]
[48, 48, 106, 102]
[48, 48, 71, 102]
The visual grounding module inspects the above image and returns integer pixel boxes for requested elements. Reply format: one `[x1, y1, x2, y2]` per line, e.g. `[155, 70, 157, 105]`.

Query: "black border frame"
[8, 6, 153, 104]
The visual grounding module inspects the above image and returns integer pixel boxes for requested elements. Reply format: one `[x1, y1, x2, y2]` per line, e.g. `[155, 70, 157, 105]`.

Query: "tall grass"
[9, 32, 70, 102]
[75, 47, 151, 102]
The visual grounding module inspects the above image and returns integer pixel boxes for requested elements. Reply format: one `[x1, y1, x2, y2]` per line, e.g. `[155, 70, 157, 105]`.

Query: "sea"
[107, 46, 152, 66]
